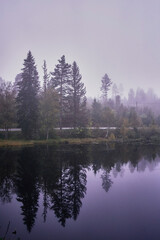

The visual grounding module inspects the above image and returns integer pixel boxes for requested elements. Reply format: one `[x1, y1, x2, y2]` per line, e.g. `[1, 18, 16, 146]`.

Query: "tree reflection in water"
[0, 149, 17, 203]
[14, 147, 40, 232]
[0, 144, 160, 232]
[43, 146, 88, 226]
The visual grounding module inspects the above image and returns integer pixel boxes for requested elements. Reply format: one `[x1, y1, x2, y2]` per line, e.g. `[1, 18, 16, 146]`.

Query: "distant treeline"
[0, 51, 160, 140]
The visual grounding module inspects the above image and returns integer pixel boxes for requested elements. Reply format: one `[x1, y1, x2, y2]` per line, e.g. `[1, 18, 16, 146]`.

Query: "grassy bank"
[0, 139, 57, 147]
[0, 136, 160, 147]
[0, 138, 109, 147]
[1, 126, 160, 146]
[1, 126, 160, 147]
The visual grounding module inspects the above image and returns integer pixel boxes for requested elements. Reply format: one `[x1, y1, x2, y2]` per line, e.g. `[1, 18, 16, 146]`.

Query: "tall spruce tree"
[68, 61, 87, 127]
[16, 51, 40, 139]
[50, 55, 71, 129]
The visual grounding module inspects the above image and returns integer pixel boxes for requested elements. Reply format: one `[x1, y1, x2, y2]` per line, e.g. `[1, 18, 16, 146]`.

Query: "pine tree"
[50, 55, 71, 129]
[40, 60, 59, 139]
[100, 73, 112, 101]
[68, 61, 87, 127]
[42, 60, 50, 94]
[16, 51, 40, 139]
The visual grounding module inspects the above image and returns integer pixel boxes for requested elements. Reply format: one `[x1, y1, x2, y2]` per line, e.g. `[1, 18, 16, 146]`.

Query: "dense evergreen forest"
[0, 51, 160, 140]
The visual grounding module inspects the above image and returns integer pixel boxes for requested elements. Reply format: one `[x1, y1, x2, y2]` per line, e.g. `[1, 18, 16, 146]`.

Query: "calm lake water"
[0, 144, 160, 240]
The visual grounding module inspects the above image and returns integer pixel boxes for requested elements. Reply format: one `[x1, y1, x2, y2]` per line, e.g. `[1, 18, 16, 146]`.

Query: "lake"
[0, 143, 160, 240]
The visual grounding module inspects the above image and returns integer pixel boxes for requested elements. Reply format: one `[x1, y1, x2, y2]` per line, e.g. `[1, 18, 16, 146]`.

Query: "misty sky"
[1, 0, 160, 97]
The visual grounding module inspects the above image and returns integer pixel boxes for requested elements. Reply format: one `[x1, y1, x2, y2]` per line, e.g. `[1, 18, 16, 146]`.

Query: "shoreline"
[0, 137, 159, 147]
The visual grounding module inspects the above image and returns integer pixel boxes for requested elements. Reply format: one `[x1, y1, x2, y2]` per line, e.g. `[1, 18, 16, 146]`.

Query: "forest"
[0, 51, 160, 141]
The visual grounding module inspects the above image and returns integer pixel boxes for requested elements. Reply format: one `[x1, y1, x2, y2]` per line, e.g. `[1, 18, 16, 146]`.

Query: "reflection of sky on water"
[110, 156, 160, 179]
[1, 145, 160, 239]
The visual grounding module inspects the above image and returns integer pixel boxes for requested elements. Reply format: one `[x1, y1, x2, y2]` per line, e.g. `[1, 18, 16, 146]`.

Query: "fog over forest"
[0, 51, 160, 141]
[1, 0, 160, 97]
[1, 0, 160, 140]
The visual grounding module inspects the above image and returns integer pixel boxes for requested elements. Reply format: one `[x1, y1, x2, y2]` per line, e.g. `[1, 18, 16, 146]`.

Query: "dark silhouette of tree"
[101, 171, 113, 193]
[15, 147, 40, 232]
[69, 162, 87, 220]
[49, 148, 87, 226]
[50, 167, 72, 226]
[40, 145, 61, 222]
[66, 149, 88, 221]
[0, 149, 17, 203]
[50, 55, 71, 129]
[0, 177, 13, 203]
[68, 61, 87, 127]
[16, 51, 40, 139]
[42, 182, 50, 223]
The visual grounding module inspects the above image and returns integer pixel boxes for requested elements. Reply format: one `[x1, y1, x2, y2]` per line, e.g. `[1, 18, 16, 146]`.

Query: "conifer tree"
[16, 51, 40, 139]
[69, 61, 87, 127]
[42, 60, 50, 94]
[100, 73, 112, 101]
[50, 55, 71, 129]
[40, 60, 59, 139]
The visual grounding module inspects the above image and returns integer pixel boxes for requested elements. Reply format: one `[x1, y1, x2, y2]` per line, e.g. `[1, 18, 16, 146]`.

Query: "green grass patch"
[0, 139, 58, 147]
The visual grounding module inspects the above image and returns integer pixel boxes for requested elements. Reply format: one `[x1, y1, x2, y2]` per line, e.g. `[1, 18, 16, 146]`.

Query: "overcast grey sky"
[1, 0, 160, 97]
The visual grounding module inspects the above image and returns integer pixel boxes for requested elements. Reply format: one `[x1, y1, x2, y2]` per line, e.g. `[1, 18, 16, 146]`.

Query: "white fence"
[0, 128, 21, 132]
